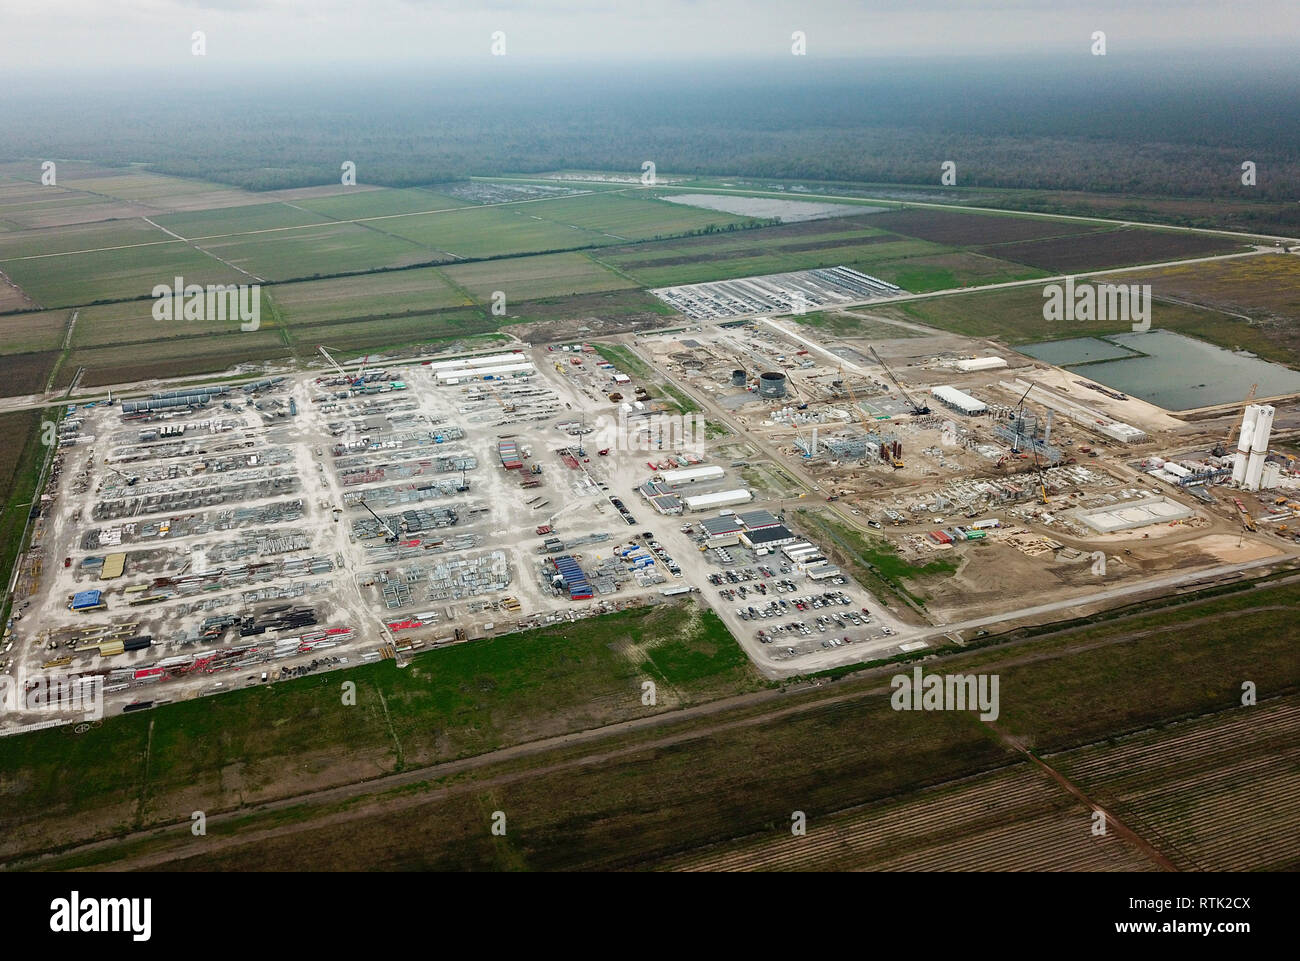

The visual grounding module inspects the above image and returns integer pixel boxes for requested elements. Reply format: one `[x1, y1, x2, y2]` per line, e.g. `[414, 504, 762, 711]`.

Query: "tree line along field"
[14, 575, 1299, 872]
[0, 164, 1277, 391]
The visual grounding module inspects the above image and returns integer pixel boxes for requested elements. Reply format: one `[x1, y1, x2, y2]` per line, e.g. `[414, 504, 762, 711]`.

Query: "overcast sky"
[2, 0, 1298, 70]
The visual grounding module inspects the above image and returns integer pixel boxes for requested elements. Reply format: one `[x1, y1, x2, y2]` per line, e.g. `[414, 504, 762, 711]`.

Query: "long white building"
[930, 385, 987, 415]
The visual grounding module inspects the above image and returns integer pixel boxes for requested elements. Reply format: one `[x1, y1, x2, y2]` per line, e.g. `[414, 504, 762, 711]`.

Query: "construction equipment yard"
[4, 305, 1300, 727]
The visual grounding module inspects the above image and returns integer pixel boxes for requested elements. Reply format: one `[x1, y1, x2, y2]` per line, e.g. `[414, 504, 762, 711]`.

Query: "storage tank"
[731, 368, 747, 387]
[758, 371, 788, 399]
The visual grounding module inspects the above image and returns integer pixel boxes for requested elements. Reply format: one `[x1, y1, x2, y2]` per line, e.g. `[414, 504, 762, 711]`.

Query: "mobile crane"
[358, 499, 400, 543]
[867, 347, 930, 415]
[840, 364, 901, 467]
[1212, 383, 1257, 457]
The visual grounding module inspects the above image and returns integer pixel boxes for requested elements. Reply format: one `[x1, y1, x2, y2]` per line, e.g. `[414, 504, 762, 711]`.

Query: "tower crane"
[866, 347, 930, 415]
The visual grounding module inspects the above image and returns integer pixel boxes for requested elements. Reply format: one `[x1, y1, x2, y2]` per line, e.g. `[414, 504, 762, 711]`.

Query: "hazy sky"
[3, 0, 1298, 69]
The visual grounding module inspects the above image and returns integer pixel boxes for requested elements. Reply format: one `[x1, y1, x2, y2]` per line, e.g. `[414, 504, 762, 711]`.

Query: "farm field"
[380, 202, 619, 258]
[270, 267, 468, 325]
[193, 221, 436, 281]
[0, 217, 170, 260]
[0, 275, 38, 313]
[295, 186, 474, 220]
[0, 242, 247, 309]
[0, 409, 48, 628]
[862, 207, 1106, 245]
[659, 764, 1154, 871]
[0, 604, 763, 862]
[16, 573, 1300, 871]
[522, 191, 758, 240]
[0, 352, 61, 395]
[1108, 254, 1300, 362]
[1053, 696, 1300, 872]
[442, 251, 636, 303]
[290, 308, 496, 354]
[70, 299, 280, 349]
[0, 177, 152, 231]
[862, 251, 1047, 292]
[619, 238, 940, 287]
[55, 328, 290, 389]
[154, 202, 334, 238]
[0, 307, 68, 353]
[982, 226, 1247, 272]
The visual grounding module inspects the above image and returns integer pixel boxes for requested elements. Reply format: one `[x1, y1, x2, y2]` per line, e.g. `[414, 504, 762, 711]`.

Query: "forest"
[3, 56, 1297, 205]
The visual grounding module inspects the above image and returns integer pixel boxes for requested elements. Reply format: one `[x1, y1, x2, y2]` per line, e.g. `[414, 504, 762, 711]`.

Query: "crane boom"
[358, 499, 398, 540]
[867, 347, 930, 415]
[840, 364, 901, 467]
[1213, 383, 1257, 457]
[317, 345, 348, 378]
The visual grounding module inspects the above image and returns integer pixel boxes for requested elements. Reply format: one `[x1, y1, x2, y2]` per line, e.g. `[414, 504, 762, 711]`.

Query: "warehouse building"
[930, 385, 988, 415]
[436, 362, 533, 384]
[699, 515, 744, 546]
[659, 464, 725, 485]
[955, 356, 1008, 373]
[740, 524, 797, 550]
[737, 509, 781, 531]
[684, 489, 752, 511]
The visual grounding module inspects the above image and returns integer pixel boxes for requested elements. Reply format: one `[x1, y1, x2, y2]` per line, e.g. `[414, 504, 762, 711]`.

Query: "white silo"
[1232, 404, 1261, 485]
[1227, 403, 1258, 483]
[1244, 404, 1274, 491]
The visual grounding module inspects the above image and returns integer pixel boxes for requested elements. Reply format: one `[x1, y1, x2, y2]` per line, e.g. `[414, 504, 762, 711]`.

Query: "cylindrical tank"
[758, 371, 788, 399]
[731, 368, 747, 387]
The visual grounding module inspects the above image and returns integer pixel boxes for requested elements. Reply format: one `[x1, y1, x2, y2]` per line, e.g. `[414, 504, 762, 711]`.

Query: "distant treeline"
[3, 58, 1297, 203]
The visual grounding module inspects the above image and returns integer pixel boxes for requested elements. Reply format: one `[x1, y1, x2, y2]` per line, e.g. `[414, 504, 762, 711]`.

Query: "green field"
[0, 602, 762, 861]
[290, 308, 496, 355]
[0, 218, 170, 259]
[71, 298, 281, 349]
[194, 221, 435, 281]
[27, 574, 1300, 871]
[295, 186, 474, 220]
[271, 267, 469, 325]
[442, 252, 636, 303]
[1, 243, 247, 308]
[0, 308, 69, 353]
[155, 202, 333, 238]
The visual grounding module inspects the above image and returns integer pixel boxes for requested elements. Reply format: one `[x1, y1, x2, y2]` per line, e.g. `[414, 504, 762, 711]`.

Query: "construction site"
[2, 346, 747, 725]
[5, 299, 1300, 725]
[625, 309, 1300, 636]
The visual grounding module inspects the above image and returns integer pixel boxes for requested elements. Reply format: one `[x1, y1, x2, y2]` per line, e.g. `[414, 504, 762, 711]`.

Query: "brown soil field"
[982, 227, 1246, 272]
[0, 351, 59, 395]
[864, 208, 1102, 246]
